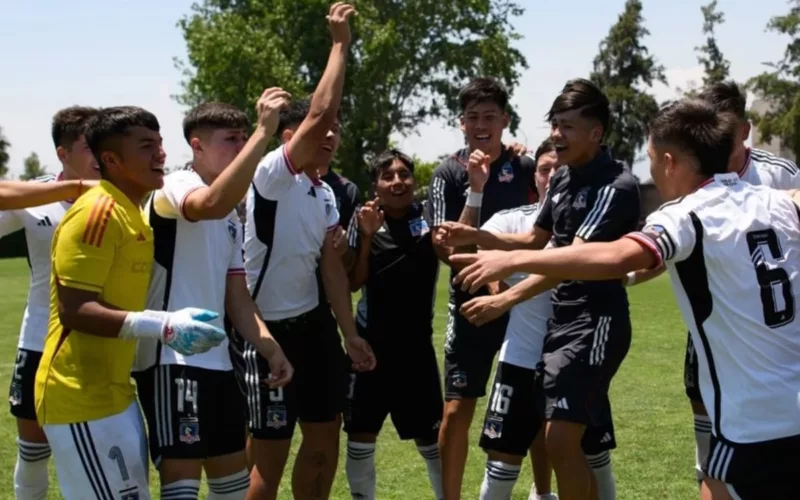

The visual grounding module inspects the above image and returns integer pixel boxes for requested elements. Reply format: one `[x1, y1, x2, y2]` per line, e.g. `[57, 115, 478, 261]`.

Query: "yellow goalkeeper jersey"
[35, 181, 154, 425]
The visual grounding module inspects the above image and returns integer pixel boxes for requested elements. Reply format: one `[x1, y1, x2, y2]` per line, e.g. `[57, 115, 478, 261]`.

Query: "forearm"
[453, 205, 480, 254]
[475, 230, 536, 251]
[506, 243, 639, 281]
[0, 180, 84, 210]
[57, 299, 128, 338]
[504, 274, 560, 307]
[349, 235, 372, 291]
[226, 294, 277, 359]
[322, 256, 359, 339]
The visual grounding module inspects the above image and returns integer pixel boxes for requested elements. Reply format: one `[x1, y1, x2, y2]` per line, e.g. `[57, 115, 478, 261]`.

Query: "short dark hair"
[85, 106, 160, 176]
[532, 138, 556, 166]
[697, 80, 747, 120]
[547, 78, 610, 134]
[276, 95, 342, 137]
[51, 106, 99, 149]
[648, 98, 737, 177]
[369, 149, 415, 182]
[182, 102, 250, 143]
[459, 78, 509, 113]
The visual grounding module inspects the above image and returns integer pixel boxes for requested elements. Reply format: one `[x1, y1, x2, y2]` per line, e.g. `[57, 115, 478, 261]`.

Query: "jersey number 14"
[747, 229, 795, 328]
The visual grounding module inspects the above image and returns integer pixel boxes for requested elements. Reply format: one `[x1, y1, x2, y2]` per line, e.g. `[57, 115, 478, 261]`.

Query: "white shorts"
[43, 401, 150, 500]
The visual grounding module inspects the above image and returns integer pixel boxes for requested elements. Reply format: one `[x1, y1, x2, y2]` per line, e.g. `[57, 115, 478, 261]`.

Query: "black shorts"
[8, 348, 42, 421]
[344, 327, 443, 442]
[479, 362, 616, 457]
[134, 365, 246, 465]
[443, 300, 508, 400]
[684, 331, 703, 402]
[704, 433, 800, 499]
[540, 311, 631, 427]
[240, 305, 349, 440]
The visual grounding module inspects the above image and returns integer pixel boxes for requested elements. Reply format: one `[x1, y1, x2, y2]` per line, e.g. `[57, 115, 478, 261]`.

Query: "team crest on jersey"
[409, 217, 430, 237]
[451, 371, 468, 389]
[324, 198, 334, 217]
[227, 219, 238, 241]
[267, 405, 288, 429]
[119, 489, 140, 500]
[573, 187, 590, 209]
[483, 416, 503, 439]
[642, 224, 666, 241]
[498, 163, 514, 183]
[8, 384, 21, 406]
[178, 417, 200, 444]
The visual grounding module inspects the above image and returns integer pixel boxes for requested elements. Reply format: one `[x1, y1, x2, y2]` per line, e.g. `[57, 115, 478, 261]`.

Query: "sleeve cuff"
[227, 268, 246, 276]
[282, 146, 299, 175]
[327, 224, 340, 233]
[179, 186, 203, 222]
[56, 277, 104, 293]
[624, 233, 664, 269]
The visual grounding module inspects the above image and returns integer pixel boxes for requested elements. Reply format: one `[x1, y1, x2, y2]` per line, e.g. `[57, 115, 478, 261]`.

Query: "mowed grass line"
[0, 257, 696, 499]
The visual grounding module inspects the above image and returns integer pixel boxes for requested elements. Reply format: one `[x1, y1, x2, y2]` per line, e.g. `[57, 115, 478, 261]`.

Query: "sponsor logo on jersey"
[227, 219, 238, 241]
[136, 232, 147, 242]
[483, 416, 503, 439]
[267, 405, 288, 429]
[573, 187, 590, 209]
[178, 417, 201, 444]
[641, 224, 666, 242]
[409, 217, 430, 237]
[498, 163, 514, 183]
[36, 216, 53, 227]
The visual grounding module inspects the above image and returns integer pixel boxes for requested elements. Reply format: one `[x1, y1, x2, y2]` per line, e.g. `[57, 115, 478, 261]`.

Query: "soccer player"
[437, 79, 639, 500]
[131, 93, 294, 500]
[34, 106, 227, 500]
[240, 4, 376, 499]
[427, 76, 535, 499]
[343, 149, 443, 500]
[0, 106, 99, 500]
[626, 80, 800, 487]
[463, 139, 617, 500]
[453, 98, 800, 499]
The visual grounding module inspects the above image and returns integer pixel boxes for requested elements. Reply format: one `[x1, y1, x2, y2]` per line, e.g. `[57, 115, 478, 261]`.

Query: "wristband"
[119, 310, 168, 340]
[626, 271, 637, 286]
[466, 190, 483, 208]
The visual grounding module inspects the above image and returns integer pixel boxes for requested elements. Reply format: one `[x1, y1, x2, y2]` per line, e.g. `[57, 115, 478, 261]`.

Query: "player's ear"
[502, 112, 510, 130]
[100, 151, 120, 172]
[459, 114, 466, 134]
[281, 128, 294, 144]
[189, 137, 203, 155]
[56, 145, 68, 164]
[742, 122, 752, 143]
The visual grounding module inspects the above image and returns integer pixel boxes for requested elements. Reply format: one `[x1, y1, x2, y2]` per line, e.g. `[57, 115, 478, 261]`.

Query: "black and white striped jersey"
[535, 147, 641, 317]
[628, 173, 800, 443]
[0, 173, 70, 352]
[739, 147, 800, 190]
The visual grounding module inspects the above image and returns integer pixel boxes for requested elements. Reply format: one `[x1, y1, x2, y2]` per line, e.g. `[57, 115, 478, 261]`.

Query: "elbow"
[57, 304, 80, 331]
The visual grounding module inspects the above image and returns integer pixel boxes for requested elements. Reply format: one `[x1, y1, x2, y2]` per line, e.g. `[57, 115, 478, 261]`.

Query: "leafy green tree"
[590, 0, 666, 168]
[748, 0, 800, 157]
[20, 152, 47, 181]
[0, 127, 9, 179]
[175, 0, 528, 188]
[696, 0, 730, 86]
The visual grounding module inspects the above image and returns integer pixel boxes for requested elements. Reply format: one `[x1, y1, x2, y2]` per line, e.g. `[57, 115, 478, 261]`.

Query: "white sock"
[346, 441, 376, 500]
[161, 479, 200, 500]
[207, 469, 250, 500]
[528, 484, 558, 500]
[480, 460, 520, 500]
[587, 451, 616, 500]
[694, 414, 712, 485]
[417, 443, 444, 500]
[15, 439, 50, 500]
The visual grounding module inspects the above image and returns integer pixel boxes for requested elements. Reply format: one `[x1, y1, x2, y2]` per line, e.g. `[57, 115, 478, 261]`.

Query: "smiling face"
[61, 134, 100, 180]
[460, 101, 509, 153]
[102, 126, 166, 193]
[549, 108, 603, 166]
[374, 158, 415, 211]
[534, 151, 559, 201]
[191, 127, 248, 180]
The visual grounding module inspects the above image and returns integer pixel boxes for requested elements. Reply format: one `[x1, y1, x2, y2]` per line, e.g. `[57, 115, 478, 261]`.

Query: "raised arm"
[182, 88, 290, 221]
[0, 179, 96, 210]
[285, 3, 354, 171]
[347, 198, 383, 291]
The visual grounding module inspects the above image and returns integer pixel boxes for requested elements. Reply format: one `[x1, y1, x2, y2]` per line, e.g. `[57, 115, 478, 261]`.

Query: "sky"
[0, 0, 794, 181]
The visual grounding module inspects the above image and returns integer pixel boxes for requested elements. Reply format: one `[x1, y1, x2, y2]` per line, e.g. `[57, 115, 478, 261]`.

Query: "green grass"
[0, 257, 696, 499]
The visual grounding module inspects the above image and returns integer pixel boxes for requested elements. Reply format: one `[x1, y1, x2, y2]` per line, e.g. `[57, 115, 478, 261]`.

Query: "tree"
[20, 152, 47, 181]
[0, 127, 9, 179]
[748, 0, 800, 157]
[590, 0, 666, 168]
[175, 0, 528, 188]
[695, 0, 730, 86]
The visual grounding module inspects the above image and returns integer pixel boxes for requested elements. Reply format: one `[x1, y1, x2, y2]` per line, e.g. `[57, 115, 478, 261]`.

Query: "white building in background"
[750, 98, 796, 161]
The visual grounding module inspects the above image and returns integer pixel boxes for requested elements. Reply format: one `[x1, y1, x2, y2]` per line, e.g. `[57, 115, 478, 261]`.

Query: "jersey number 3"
[747, 229, 795, 328]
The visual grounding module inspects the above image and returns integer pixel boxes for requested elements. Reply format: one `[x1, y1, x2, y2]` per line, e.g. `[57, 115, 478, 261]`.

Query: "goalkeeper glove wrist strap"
[120, 310, 168, 340]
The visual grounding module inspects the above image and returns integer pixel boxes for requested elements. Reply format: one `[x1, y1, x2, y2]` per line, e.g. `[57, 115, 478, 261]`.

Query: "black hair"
[648, 98, 737, 177]
[546, 78, 610, 135]
[369, 149, 415, 182]
[276, 95, 342, 137]
[85, 106, 160, 177]
[51, 106, 100, 149]
[459, 77, 509, 113]
[532, 138, 556, 166]
[182, 102, 250, 143]
[697, 80, 747, 120]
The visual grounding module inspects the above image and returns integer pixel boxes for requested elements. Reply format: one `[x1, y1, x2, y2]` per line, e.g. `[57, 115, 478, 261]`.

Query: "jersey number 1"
[747, 229, 795, 328]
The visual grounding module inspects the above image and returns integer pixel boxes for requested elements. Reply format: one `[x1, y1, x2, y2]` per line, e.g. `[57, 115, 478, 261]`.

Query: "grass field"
[0, 257, 697, 499]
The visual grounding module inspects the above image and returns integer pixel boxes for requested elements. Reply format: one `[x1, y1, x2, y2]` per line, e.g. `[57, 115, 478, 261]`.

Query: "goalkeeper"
[34, 106, 226, 500]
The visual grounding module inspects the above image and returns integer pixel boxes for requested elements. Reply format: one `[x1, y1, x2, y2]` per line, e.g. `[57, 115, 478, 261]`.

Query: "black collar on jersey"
[567, 146, 614, 181]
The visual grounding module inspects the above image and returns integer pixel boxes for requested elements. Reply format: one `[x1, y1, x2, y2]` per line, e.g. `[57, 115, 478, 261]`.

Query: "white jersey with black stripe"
[481, 203, 553, 370]
[243, 145, 340, 321]
[739, 147, 800, 190]
[0, 173, 71, 351]
[627, 173, 800, 444]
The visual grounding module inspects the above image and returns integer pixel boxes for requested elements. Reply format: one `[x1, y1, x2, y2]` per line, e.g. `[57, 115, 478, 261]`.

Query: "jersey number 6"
[747, 229, 795, 328]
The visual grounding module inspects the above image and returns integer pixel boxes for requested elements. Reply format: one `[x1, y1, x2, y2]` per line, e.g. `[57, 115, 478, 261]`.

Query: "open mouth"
[554, 144, 568, 153]
[320, 145, 334, 153]
[390, 189, 407, 197]
[474, 134, 491, 144]
[152, 166, 165, 175]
